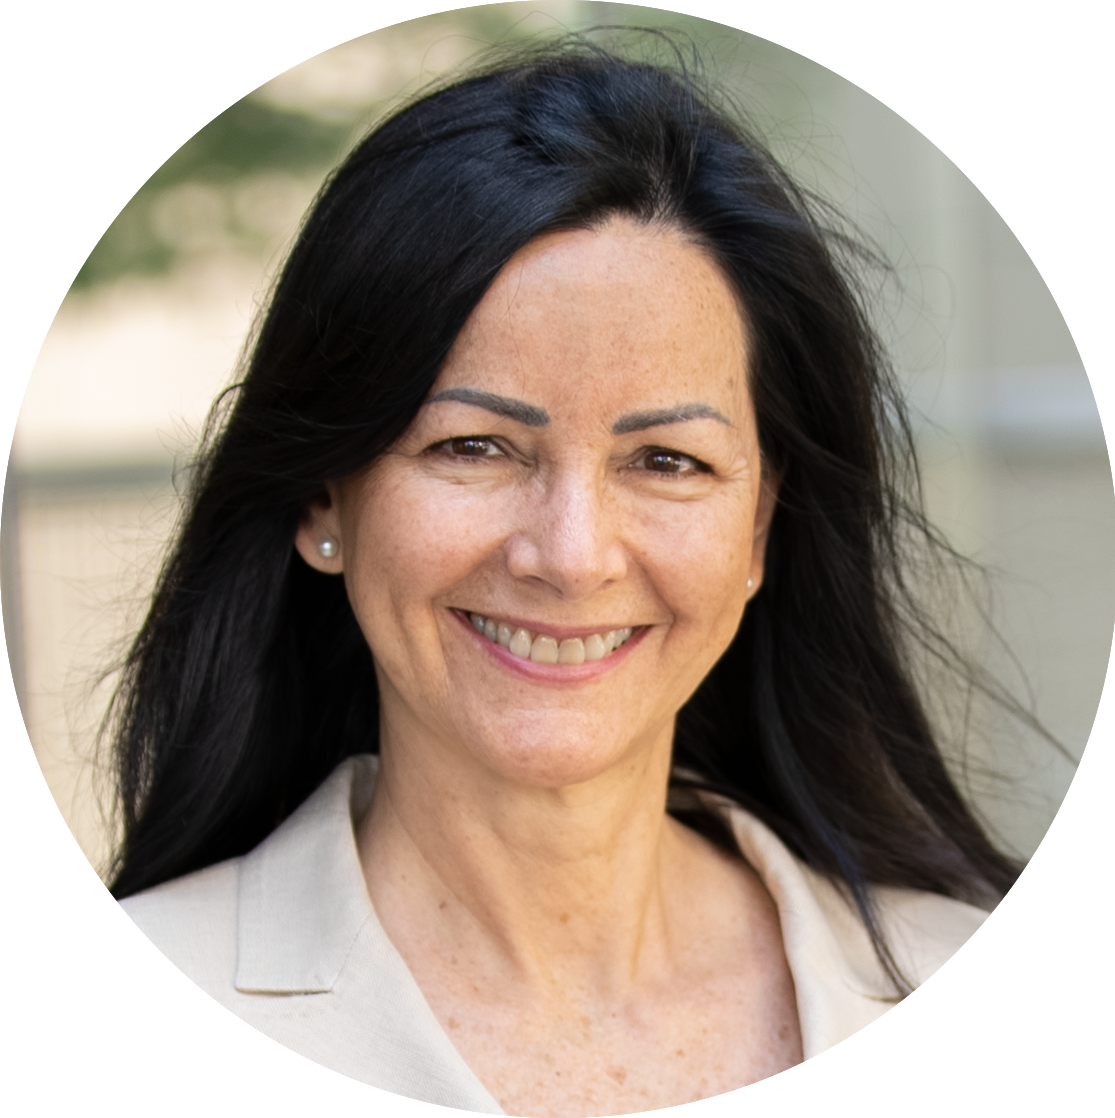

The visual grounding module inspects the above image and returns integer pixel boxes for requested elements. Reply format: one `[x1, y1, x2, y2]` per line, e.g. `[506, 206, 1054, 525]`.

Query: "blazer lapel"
[235, 757, 378, 994]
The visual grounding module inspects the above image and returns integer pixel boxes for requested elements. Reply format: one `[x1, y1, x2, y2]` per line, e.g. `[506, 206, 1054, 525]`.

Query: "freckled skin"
[295, 219, 801, 1117]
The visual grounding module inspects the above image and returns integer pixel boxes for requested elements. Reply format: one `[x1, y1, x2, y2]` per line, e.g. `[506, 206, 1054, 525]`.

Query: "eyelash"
[430, 437, 711, 476]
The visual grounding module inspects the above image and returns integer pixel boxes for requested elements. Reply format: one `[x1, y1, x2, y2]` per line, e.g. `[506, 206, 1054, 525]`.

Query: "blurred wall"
[6, 3, 1111, 877]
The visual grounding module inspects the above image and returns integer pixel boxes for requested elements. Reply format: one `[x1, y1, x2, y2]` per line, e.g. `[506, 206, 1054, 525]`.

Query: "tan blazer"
[122, 756, 988, 1111]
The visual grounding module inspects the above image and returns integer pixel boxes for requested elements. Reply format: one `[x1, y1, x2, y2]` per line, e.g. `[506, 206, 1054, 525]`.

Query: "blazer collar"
[235, 755, 379, 994]
[725, 804, 900, 1057]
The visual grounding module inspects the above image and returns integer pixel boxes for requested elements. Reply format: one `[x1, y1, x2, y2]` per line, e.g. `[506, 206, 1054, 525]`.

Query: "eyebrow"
[426, 389, 731, 435]
[612, 403, 732, 435]
[427, 388, 549, 427]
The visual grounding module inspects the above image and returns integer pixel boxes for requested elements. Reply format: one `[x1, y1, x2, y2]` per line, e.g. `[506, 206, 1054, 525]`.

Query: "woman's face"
[297, 217, 776, 789]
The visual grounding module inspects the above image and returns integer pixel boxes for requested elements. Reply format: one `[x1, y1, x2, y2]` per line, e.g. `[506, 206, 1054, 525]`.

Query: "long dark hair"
[107, 37, 1023, 987]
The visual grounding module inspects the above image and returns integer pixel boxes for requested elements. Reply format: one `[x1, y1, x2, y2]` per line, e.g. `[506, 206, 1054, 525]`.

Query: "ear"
[293, 485, 345, 575]
[746, 473, 779, 596]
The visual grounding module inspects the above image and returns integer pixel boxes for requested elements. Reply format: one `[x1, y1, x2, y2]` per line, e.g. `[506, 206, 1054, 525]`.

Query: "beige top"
[122, 755, 988, 1111]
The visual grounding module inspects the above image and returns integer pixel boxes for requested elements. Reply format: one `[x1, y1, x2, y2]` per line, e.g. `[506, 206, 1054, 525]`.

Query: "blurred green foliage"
[147, 99, 355, 185]
[74, 100, 356, 288]
[73, 5, 595, 289]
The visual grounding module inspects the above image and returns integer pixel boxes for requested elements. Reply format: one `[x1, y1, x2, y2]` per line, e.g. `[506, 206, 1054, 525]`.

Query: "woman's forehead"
[478, 218, 742, 324]
[438, 219, 752, 424]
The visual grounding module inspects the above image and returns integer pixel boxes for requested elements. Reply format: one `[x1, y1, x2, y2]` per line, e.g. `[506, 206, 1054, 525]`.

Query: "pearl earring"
[318, 539, 337, 559]
[747, 578, 755, 590]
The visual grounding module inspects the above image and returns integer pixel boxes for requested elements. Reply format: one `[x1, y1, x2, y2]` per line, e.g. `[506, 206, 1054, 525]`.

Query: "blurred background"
[6, 3, 1111, 880]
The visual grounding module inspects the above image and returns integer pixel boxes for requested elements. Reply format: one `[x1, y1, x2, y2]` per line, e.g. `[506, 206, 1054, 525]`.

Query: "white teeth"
[530, 635, 559, 663]
[467, 612, 637, 665]
[509, 628, 533, 658]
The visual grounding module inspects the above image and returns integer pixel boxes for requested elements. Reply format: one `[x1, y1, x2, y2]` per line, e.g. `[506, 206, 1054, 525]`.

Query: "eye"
[634, 448, 711, 475]
[440, 436, 503, 459]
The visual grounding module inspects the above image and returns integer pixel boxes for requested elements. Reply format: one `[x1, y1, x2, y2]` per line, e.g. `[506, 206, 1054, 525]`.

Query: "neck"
[356, 710, 687, 995]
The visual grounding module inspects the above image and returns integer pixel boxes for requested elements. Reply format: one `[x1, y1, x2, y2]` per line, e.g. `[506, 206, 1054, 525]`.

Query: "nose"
[504, 466, 627, 600]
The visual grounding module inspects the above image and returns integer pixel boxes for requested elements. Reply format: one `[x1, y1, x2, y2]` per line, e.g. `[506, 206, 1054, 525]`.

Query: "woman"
[113, 40, 1017, 1115]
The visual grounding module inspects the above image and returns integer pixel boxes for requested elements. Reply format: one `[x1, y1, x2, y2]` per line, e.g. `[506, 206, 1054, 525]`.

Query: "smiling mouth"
[466, 612, 636, 665]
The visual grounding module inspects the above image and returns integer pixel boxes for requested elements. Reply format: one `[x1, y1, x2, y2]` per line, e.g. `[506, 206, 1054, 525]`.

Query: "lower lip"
[452, 610, 647, 684]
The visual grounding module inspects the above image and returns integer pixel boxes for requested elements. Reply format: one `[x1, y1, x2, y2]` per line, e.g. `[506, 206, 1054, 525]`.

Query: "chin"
[460, 709, 667, 790]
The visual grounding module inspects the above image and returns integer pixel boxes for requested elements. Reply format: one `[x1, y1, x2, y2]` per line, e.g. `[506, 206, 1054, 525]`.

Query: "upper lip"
[454, 608, 643, 642]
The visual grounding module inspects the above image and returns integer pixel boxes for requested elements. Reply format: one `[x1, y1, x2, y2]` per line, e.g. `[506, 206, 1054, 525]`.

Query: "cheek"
[639, 497, 754, 632]
[340, 473, 508, 618]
